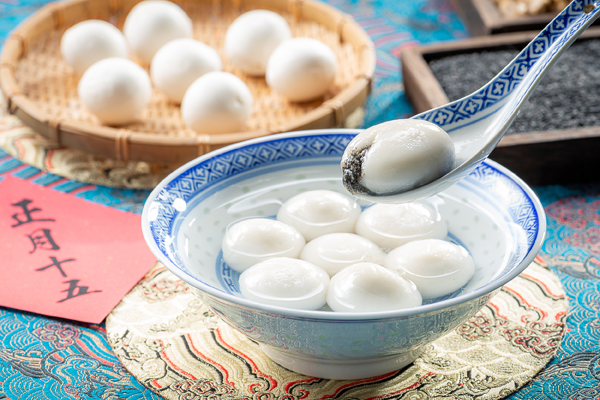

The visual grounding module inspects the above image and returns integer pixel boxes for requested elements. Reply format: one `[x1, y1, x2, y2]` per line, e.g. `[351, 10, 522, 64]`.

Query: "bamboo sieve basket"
[0, 0, 375, 164]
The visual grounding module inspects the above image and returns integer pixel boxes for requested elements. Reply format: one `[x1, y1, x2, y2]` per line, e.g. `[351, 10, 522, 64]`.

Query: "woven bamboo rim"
[0, 0, 375, 164]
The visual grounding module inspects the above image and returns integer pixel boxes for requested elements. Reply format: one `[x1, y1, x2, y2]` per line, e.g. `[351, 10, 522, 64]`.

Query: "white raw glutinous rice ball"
[181, 71, 254, 134]
[60, 20, 128, 76]
[225, 10, 292, 76]
[124, 0, 193, 64]
[78, 58, 152, 125]
[277, 190, 361, 242]
[355, 201, 447, 250]
[385, 239, 475, 300]
[266, 37, 337, 102]
[299, 233, 386, 277]
[240, 257, 329, 310]
[341, 119, 455, 195]
[222, 218, 305, 273]
[326, 263, 422, 312]
[151, 38, 222, 103]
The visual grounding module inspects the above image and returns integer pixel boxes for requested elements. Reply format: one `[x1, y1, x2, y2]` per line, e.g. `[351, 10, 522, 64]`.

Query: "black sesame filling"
[341, 146, 378, 196]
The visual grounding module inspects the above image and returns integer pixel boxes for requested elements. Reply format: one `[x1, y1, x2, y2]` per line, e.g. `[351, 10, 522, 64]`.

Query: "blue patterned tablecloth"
[1, 0, 599, 399]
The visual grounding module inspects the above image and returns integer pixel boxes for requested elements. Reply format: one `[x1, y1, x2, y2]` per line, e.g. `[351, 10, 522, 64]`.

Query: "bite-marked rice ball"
[299, 233, 385, 277]
[225, 10, 292, 76]
[355, 201, 447, 251]
[276, 190, 361, 242]
[60, 20, 128, 76]
[385, 239, 475, 300]
[326, 262, 422, 312]
[341, 119, 455, 196]
[151, 38, 222, 103]
[222, 218, 305, 273]
[240, 257, 329, 310]
[266, 38, 337, 102]
[123, 0, 193, 64]
[78, 58, 152, 125]
[181, 71, 254, 134]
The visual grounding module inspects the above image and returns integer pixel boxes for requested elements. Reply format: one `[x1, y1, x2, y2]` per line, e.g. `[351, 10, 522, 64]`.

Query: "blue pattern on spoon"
[353, 0, 600, 203]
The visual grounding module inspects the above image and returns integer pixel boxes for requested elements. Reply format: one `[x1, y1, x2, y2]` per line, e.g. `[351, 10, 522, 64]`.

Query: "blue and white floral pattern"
[148, 133, 540, 280]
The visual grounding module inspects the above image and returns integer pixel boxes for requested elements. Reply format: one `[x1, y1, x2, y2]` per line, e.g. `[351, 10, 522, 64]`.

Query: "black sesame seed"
[341, 146, 378, 196]
[427, 39, 600, 134]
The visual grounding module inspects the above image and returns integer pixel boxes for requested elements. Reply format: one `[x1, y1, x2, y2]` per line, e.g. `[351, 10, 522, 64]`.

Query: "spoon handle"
[416, 0, 600, 139]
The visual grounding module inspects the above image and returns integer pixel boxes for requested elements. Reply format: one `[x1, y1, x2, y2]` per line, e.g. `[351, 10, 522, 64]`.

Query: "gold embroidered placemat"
[106, 259, 567, 399]
[0, 93, 364, 189]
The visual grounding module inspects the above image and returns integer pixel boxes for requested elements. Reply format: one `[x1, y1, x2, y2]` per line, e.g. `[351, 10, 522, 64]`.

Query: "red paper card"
[0, 175, 156, 323]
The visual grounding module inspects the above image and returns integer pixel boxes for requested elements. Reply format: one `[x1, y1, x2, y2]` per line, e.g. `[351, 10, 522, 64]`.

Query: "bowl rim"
[142, 128, 547, 321]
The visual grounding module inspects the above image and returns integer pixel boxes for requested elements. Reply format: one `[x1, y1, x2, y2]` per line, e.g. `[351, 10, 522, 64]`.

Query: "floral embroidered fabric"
[106, 261, 566, 400]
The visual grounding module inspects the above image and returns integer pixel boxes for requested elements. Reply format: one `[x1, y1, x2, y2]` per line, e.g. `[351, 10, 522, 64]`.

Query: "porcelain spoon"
[342, 0, 600, 203]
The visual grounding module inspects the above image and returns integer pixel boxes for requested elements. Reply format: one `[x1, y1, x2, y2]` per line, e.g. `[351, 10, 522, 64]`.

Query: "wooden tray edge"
[400, 29, 600, 186]
[451, 0, 581, 36]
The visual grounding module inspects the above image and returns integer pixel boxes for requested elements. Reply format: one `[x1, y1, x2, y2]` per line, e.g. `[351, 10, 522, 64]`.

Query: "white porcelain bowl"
[142, 129, 546, 379]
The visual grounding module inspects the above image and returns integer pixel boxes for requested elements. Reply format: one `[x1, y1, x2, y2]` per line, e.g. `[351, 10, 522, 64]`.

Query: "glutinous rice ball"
[60, 20, 128, 76]
[151, 38, 222, 103]
[225, 10, 292, 76]
[266, 37, 337, 102]
[123, 0, 193, 64]
[181, 71, 254, 134]
[78, 58, 152, 125]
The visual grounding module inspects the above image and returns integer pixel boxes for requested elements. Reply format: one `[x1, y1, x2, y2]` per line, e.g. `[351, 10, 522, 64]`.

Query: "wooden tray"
[451, 0, 563, 36]
[400, 29, 600, 186]
[0, 0, 375, 164]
